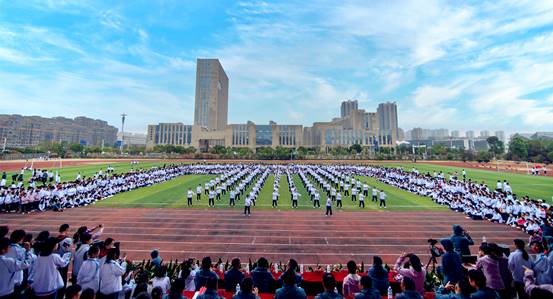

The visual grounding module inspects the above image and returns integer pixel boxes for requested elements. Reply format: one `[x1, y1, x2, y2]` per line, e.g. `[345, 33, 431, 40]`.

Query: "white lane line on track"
[13, 225, 522, 234]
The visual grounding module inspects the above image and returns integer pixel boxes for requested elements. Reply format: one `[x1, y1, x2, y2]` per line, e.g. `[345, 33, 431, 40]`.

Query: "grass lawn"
[379, 162, 553, 201]
[93, 173, 447, 211]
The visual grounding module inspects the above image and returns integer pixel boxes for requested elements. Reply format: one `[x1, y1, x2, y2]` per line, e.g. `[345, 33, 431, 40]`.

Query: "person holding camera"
[394, 253, 426, 296]
[450, 225, 474, 256]
[99, 248, 128, 299]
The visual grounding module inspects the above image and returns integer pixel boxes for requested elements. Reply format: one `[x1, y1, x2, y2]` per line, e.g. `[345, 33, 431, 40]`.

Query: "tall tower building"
[194, 58, 229, 131]
[495, 130, 505, 143]
[377, 102, 398, 145]
[340, 100, 358, 118]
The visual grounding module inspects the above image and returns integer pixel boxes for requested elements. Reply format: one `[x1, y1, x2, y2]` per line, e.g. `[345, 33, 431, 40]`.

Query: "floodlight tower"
[120, 113, 127, 155]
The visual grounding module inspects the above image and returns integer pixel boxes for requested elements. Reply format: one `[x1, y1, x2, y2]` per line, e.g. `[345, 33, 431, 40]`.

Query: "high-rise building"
[377, 102, 399, 145]
[430, 128, 449, 139]
[480, 130, 490, 138]
[466, 130, 475, 138]
[411, 128, 424, 140]
[494, 130, 505, 142]
[451, 130, 460, 138]
[0, 114, 117, 148]
[194, 58, 228, 131]
[340, 100, 358, 118]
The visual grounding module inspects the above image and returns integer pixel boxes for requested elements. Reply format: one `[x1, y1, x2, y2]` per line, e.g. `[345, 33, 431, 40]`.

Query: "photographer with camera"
[450, 225, 474, 256]
[439, 239, 464, 285]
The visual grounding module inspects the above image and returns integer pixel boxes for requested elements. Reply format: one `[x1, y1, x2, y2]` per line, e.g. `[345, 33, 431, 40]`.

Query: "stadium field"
[93, 174, 446, 211]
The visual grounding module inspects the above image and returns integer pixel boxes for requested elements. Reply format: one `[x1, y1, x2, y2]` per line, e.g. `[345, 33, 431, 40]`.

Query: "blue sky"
[1, 0, 553, 135]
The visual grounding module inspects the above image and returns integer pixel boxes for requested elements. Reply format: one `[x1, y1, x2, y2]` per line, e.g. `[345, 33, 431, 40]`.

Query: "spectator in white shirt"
[72, 233, 92, 282]
[0, 237, 31, 298]
[5, 230, 26, 291]
[99, 248, 127, 299]
[31, 237, 71, 298]
[77, 245, 101, 293]
[151, 266, 171, 294]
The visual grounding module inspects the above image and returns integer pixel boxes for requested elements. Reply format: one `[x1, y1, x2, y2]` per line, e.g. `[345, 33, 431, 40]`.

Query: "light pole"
[120, 113, 127, 155]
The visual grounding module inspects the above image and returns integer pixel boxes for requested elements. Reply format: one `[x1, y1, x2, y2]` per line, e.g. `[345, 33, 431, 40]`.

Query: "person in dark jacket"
[440, 239, 464, 284]
[450, 225, 474, 256]
[467, 269, 500, 299]
[368, 256, 389, 295]
[232, 277, 259, 299]
[396, 277, 423, 299]
[196, 277, 223, 299]
[224, 258, 245, 292]
[354, 275, 381, 299]
[194, 257, 220, 291]
[275, 270, 307, 299]
[277, 259, 303, 287]
[315, 273, 343, 299]
[251, 257, 275, 293]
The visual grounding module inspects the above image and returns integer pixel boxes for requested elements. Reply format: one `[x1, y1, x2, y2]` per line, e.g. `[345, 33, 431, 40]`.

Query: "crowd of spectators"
[2, 223, 553, 299]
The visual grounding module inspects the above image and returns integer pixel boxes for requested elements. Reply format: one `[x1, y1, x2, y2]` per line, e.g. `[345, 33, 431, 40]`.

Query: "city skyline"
[1, 1, 553, 134]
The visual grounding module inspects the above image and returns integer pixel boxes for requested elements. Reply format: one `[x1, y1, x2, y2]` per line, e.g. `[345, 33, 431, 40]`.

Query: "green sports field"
[93, 173, 446, 211]
[8, 160, 552, 211]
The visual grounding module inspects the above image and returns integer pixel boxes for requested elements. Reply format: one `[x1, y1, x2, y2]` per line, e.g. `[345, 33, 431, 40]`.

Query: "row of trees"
[507, 136, 553, 163]
[5, 136, 553, 163]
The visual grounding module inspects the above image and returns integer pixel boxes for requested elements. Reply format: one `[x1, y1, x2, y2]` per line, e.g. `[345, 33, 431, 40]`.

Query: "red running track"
[1, 208, 529, 265]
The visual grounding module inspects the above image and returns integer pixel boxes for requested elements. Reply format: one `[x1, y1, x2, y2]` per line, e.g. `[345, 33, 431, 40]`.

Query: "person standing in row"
[292, 192, 299, 209]
[379, 190, 387, 208]
[244, 196, 252, 217]
[196, 184, 202, 201]
[325, 197, 332, 216]
[229, 190, 236, 207]
[208, 190, 215, 207]
[272, 190, 278, 208]
[314, 193, 320, 208]
[187, 189, 193, 207]
[372, 188, 378, 203]
[359, 193, 365, 208]
[336, 193, 342, 209]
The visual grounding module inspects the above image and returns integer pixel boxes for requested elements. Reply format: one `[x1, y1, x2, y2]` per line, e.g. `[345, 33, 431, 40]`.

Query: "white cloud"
[0, 47, 53, 64]
[412, 85, 463, 107]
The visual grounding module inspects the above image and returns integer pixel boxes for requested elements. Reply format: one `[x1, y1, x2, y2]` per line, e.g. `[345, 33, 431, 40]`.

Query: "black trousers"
[314, 200, 320, 208]
[372, 195, 378, 202]
[187, 197, 192, 206]
[196, 193, 201, 200]
[326, 206, 332, 215]
[292, 200, 298, 208]
[352, 194, 356, 201]
[230, 198, 235, 206]
[209, 198, 214, 206]
[380, 200, 386, 207]
[244, 206, 251, 215]
[336, 201, 342, 208]
[359, 201, 365, 208]
[272, 200, 277, 207]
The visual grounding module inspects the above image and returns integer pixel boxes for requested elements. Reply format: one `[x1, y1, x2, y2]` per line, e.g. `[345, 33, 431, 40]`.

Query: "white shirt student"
[31, 251, 71, 296]
[0, 243, 31, 297]
[99, 256, 127, 296]
[152, 275, 171, 293]
[77, 256, 101, 292]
